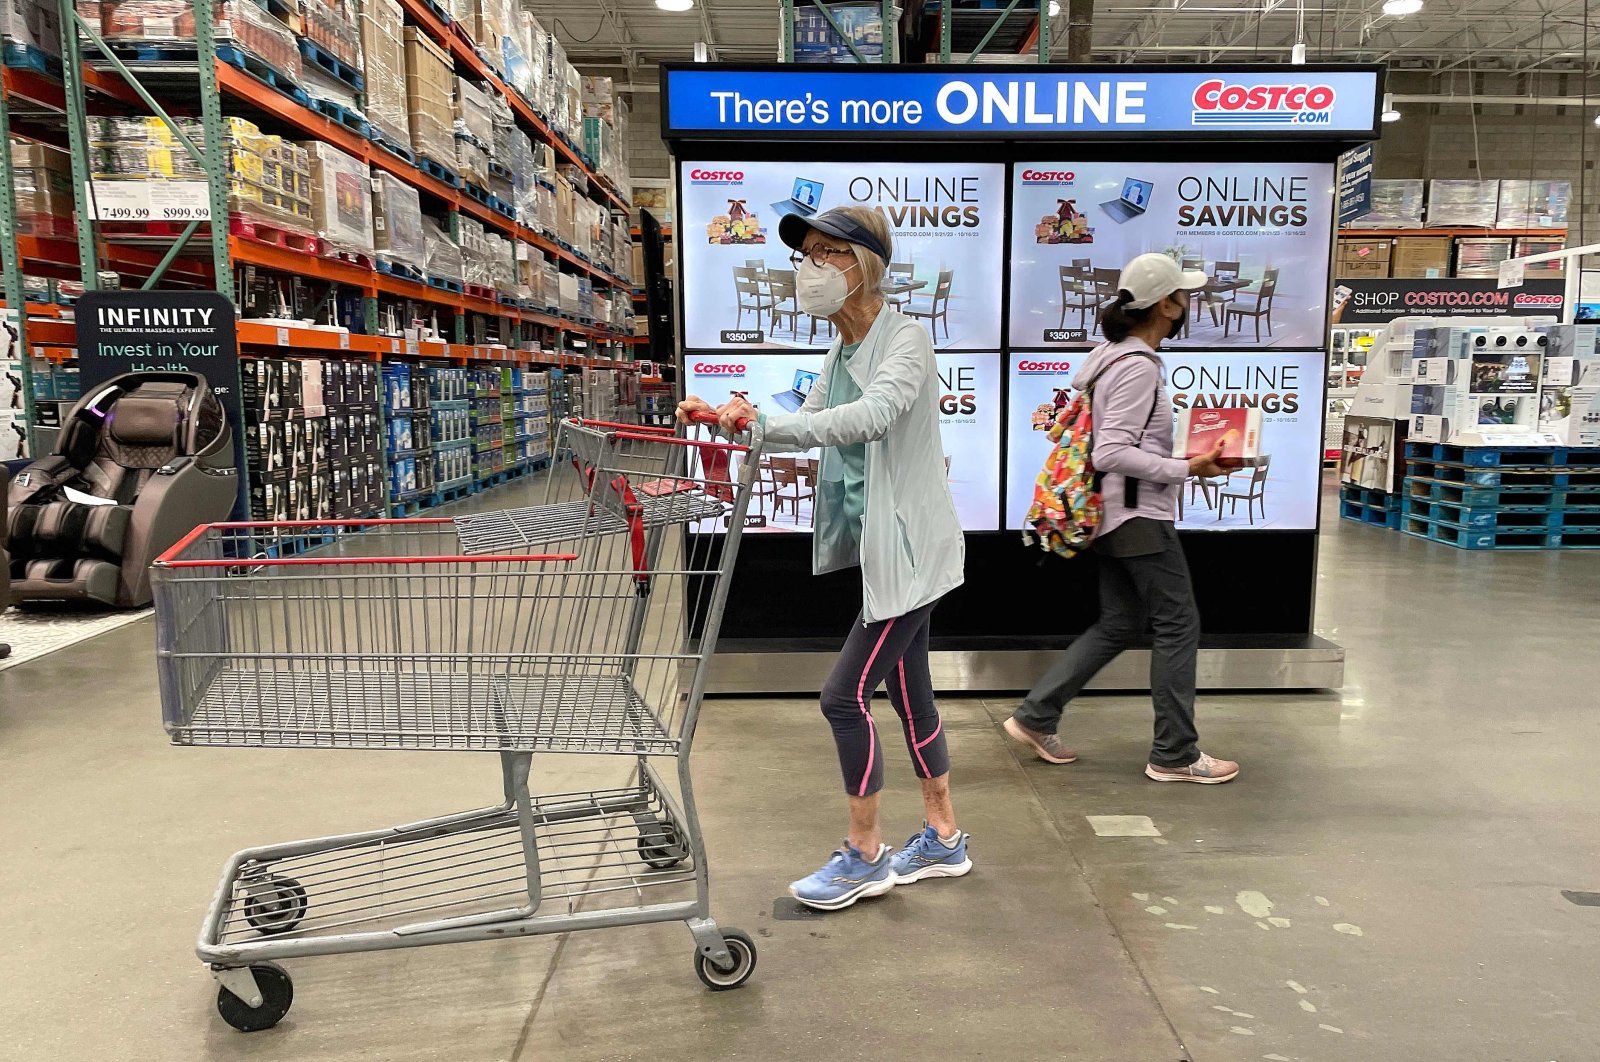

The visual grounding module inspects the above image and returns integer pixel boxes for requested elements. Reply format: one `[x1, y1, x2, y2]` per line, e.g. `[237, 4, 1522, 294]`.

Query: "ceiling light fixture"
[656, 0, 693, 11]
[1381, 92, 1402, 122]
[1381, 0, 1423, 16]
[1048, 1, 1061, 16]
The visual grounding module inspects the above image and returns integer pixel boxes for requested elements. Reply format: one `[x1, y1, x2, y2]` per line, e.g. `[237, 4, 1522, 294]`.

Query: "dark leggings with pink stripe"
[819, 599, 949, 797]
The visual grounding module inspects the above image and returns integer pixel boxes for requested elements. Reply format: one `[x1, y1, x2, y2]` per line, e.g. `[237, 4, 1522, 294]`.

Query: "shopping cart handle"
[686, 410, 752, 432]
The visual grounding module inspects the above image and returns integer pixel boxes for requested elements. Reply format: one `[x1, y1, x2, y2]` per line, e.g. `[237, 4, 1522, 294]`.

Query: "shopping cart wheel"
[215, 962, 294, 1032]
[243, 876, 309, 935]
[635, 814, 686, 870]
[692, 928, 757, 991]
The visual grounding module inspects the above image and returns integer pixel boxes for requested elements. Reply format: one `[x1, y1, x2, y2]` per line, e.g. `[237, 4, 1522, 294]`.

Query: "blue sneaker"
[890, 825, 973, 885]
[788, 843, 896, 911]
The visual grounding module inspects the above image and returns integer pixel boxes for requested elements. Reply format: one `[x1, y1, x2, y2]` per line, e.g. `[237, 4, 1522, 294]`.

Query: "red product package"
[1174, 407, 1263, 468]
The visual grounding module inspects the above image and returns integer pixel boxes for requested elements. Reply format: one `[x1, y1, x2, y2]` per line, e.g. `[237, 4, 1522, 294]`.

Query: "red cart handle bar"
[153, 518, 572, 567]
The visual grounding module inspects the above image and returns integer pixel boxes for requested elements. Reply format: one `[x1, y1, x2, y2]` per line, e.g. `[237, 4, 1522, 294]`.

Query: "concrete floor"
[2, 479, 1598, 1062]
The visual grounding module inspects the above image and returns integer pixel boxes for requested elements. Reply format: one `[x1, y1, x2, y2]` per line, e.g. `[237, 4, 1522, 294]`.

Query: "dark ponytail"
[1097, 289, 1158, 343]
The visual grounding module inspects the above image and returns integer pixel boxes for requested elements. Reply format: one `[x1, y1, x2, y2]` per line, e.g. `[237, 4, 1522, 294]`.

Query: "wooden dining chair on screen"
[1059, 266, 1096, 328]
[1203, 260, 1242, 325]
[766, 269, 799, 339]
[907, 269, 954, 341]
[733, 266, 772, 331]
[1224, 275, 1277, 341]
[1216, 456, 1270, 524]
[886, 262, 916, 309]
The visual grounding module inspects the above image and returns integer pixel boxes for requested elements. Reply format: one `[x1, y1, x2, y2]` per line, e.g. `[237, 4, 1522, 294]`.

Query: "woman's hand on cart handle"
[715, 396, 756, 435]
[677, 395, 715, 425]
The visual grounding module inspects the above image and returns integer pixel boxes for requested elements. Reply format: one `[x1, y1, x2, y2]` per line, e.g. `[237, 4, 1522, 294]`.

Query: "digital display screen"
[1004, 350, 1327, 531]
[679, 161, 1006, 351]
[1011, 161, 1335, 350]
[685, 352, 1003, 531]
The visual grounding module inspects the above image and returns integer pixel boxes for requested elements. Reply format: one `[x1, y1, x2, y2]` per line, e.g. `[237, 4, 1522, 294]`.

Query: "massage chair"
[6, 371, 237, 608]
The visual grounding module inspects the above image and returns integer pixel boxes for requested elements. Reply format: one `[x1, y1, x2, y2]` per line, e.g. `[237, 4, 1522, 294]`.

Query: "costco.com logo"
[1192, 80, 1336, 127]
[694, 362, 746, 376]
[688, 169, 744, 185]
[1514, 293, 1563, 308]
[1021, 169, 1076, 185]
[1017, 359, 1073, 375]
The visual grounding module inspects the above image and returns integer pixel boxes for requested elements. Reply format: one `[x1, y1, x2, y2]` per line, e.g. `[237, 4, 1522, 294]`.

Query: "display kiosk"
[660, 63, 1383, 693]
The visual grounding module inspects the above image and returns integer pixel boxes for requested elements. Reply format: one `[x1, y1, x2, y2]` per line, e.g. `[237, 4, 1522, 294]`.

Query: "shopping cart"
[152, 414, 761, 1032]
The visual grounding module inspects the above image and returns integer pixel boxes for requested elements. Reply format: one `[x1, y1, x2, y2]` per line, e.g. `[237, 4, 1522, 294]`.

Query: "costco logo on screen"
[1514, 292, 1563, 308]
[1191, 80, 1336, 127]
[694, 362, 746, 377]
[1020, 169, 1076, 186]
[688, 168, 745, 185]
[1017, 359, 1074, 375]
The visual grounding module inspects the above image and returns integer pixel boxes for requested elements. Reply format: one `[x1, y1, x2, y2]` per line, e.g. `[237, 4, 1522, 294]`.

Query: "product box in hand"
[359, 0, 406, 142]
[403, 27, 455, 169]
[1174, 407, 1264, 469]
[301, 141, 374, 257]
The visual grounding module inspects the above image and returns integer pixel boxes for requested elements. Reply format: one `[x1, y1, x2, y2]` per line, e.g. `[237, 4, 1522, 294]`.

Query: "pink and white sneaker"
[1145, 752, 1239, 784]
[1004, 716, 1078, 764]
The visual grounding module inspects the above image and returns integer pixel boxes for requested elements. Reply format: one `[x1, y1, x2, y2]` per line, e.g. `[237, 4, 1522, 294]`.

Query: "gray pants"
[1014, 521, 1201, 769]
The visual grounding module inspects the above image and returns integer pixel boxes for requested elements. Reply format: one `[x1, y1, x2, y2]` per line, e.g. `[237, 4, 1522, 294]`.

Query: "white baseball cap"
[1118, 253, 1207, 310]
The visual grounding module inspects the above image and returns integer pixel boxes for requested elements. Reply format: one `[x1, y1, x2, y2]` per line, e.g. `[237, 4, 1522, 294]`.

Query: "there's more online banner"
[663, 67, 1382, 138]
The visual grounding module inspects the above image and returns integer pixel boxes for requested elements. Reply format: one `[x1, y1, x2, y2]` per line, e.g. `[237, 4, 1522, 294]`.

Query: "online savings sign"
[663, 67, 1381, 138]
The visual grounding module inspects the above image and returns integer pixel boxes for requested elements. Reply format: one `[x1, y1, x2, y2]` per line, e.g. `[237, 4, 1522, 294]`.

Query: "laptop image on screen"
[1101, 178, 1154, 223]
[771, 178, 824, 220]
[772, 369, 821, 412]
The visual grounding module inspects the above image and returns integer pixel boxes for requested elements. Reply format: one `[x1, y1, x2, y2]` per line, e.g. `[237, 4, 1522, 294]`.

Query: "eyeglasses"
[789, 247, 855, 268]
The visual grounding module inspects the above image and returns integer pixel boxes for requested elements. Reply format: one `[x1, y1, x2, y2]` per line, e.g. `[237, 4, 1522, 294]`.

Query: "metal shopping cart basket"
[152, 415, 761, 1031]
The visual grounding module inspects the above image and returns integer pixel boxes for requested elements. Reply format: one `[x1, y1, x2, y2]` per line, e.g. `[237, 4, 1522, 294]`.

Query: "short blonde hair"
[832, 205, 892, 291]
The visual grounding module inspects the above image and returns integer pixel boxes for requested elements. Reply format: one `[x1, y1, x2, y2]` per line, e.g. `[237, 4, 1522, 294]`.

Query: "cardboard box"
[1173, 407, 1263, 468]
[359, 0, 406, 141]
[1497, 180, 1570, 229]
[1428, 180, 1499, 227]
[302, 141, 374, 256]
[1, 0, 61, 58]
[1389, 237, 1452, 279]
[403, 27, 455, 168]
[371, 170, 423, 266]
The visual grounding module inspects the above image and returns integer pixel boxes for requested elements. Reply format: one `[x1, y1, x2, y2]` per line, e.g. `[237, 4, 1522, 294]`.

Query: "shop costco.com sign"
[1334, 278, 1566, 324]
[663, 67, 1381, 138]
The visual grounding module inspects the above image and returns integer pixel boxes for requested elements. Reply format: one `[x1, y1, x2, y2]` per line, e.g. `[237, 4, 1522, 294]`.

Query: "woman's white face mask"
[796, 255, 861, 318]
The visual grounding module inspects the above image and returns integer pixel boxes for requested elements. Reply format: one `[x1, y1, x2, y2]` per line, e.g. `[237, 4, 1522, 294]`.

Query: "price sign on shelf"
[89, 181, 152, 222]
[148, 181, 212, 222]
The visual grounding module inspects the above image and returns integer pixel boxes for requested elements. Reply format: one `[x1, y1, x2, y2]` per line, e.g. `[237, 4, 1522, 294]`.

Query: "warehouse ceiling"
[524, 0, 1600, 81]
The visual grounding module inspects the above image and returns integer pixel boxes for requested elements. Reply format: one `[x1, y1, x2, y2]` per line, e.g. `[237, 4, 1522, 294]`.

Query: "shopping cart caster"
[214, 962, 294, 1032]
[242, 876, 309, 935]
[634, 814, 686, 870]
[692, 928, 757, 991]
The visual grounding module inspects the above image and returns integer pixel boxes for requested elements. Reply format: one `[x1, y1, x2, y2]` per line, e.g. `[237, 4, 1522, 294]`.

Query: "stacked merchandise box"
[486, 233, 516, 298]
[458, 216, 492, 290]
[581, 75, 614, 125]
[422, 216, 464, 286]
[11, 140, 75, 237]
[426, 366, 474, 491]
[301, 141, 375, 258]
[1453, 237, 1513, 278]
[1496, 180, 1569, 229]
[516, 243, 544, 306]
[381, 361, 435, 502]
[562, 65, 582, 147]
[489, 96, 516, 205]
[471, 0, 507, 72]
[507, 128, 535, 225]
[558, 273, 579, 319]
[1, 0, 60, 65]
[241, 356, 382, 522]
[1427, 180, 1499, 227]
[792, 1, 885, 63]
[524, 13, 549, 116]
[371, 169, 424, 272]
[1348, 179, 1423, 228]
[1389, 237, 1452, 280]
[1514, 236, 1566, 277]
[540, 258, 560, 313]
[99, 0, 300, 79]
[503, 9, 539, 102]
[301, 0, 362, 72]
[576, 277, 593, 323]
[403, 27, 455, 172]
[469, 367, 505, 481]
[359, 0, 407, 145]
[1537, 325, 1600, 446]
[454, 78, 494, 190]
[555, 178, 576, 246]
[91, 116, 313, 234]
[1336, 237, 1391, 279]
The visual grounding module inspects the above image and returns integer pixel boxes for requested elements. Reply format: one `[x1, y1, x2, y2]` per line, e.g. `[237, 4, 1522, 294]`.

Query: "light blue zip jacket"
[759, 304, 965, 624]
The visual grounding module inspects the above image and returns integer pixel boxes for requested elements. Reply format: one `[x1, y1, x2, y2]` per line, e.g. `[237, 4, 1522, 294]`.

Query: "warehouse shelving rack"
[0, 0, 640, 496]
